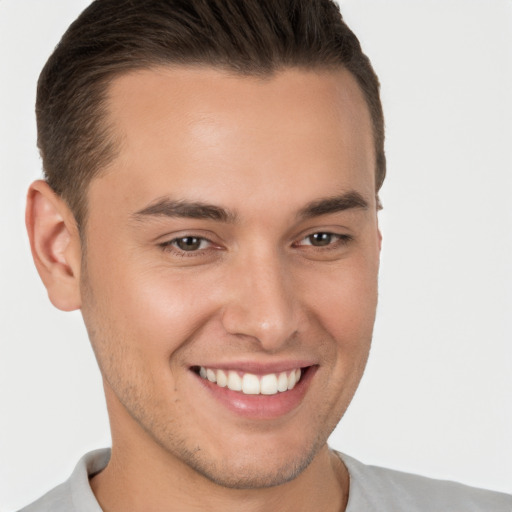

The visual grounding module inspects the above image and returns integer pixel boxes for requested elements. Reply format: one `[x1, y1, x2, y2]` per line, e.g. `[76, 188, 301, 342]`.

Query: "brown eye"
[308, 233, 333, 246]
[174, 237, 205, 251]
[296, 232, 352, 250]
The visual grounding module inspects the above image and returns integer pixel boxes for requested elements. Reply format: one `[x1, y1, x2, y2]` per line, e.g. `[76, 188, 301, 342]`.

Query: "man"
[16, 0, 512, 510]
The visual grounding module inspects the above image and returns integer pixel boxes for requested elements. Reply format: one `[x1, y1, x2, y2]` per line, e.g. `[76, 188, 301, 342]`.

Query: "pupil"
[177, 237, 201, 251]
[310, 233, 331, 246]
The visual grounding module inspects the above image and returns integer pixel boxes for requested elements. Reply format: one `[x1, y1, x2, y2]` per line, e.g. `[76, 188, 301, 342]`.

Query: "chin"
[184, 449, 317, 490]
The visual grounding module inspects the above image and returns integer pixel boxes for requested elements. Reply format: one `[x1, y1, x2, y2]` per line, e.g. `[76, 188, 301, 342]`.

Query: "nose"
[221, 250, 300, 351]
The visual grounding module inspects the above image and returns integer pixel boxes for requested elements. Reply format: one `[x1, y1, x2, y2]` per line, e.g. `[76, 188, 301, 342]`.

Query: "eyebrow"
[132, 191, 369, 223]
[297, 191, 369, 220]
[132, 198, 237, 223]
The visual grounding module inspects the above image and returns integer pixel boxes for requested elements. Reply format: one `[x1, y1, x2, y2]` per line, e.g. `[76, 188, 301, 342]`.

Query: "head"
[27, 0, 385, 492]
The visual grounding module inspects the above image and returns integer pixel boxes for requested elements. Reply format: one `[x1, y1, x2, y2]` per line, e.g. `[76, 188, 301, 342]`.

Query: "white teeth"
[260, 373, 278, 395]
[227, 370, 242, 391]
[277, 372, 289, 392]
[216, 369, 227, 387]
[242, 374, 260, 394]
[198, 366, 303, 395]
[287, 370, 297, 390]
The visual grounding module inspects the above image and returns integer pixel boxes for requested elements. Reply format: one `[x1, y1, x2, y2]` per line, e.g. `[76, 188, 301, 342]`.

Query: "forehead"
[93, 66, 376, 216]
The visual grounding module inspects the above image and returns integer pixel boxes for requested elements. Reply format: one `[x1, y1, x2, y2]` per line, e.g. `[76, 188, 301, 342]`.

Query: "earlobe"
[25, 180, 82, 311]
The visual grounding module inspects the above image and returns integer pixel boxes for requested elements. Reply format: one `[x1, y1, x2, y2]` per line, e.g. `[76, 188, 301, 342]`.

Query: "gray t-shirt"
[18, 448, 512, 511]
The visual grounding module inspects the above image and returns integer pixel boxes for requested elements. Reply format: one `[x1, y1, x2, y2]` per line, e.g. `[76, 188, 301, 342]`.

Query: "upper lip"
[191, 360, 316, 375]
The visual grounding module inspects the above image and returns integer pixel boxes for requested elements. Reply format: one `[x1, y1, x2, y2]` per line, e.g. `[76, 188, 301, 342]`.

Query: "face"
[80, 66, 380, 488]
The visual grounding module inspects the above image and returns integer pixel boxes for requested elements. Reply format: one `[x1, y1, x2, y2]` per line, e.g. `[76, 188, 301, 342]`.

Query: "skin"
[26, 66, 381, 512]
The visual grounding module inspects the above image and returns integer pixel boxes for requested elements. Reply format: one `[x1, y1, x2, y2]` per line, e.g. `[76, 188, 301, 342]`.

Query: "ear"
[26, 180, 82, 311]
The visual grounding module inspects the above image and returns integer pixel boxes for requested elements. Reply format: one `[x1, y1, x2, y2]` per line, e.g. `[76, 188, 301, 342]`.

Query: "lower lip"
[193, 366, 317, 420]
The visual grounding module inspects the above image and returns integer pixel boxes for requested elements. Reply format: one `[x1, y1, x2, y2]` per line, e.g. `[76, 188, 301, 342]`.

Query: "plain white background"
[1, 0, 511, 510]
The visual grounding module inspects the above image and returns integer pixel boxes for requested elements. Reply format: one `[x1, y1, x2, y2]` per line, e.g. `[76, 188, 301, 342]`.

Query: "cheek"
[297, 254, 379, 394]
[82, 245, 222, 363]
[303, 258, 378, 341]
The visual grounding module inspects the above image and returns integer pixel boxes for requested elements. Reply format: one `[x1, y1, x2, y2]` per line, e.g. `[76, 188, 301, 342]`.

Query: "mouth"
[190, 363, 316, 419]
[189, 361, 319, 421]
[192, 366, 305, 396]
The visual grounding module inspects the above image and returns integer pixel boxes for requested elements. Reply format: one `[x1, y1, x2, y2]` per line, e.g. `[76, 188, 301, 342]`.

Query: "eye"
[305, 233, 335, 247]
[164, 236, 212, 252]
[297, 232, 351, 248]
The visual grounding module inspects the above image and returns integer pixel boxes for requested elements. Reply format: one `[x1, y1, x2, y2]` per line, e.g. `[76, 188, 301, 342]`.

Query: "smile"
[196, 366, 303, 395]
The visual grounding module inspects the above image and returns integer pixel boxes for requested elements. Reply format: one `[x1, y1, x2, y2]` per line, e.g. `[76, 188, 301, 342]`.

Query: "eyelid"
[153, 227, 222, 243]
[162, 235, 210, 245]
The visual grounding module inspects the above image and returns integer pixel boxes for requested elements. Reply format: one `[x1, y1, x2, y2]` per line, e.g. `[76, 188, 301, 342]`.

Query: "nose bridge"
[221, 246, 299, 350]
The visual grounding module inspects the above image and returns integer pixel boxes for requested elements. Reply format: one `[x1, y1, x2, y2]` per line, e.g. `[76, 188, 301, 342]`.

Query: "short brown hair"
[37, 0, 385, 230]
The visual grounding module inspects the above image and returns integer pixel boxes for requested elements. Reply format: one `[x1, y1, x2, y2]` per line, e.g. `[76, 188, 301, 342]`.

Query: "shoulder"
[17, 449, 110, 512]
[17, 481, 73, 512]
[338, 452, 512, 512]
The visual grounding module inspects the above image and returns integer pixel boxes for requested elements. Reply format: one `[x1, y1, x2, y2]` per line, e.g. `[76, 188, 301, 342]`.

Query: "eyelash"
[294, 232, 353, 250]
[159, 236, 215, 257]
[159, 232, 353, 257]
